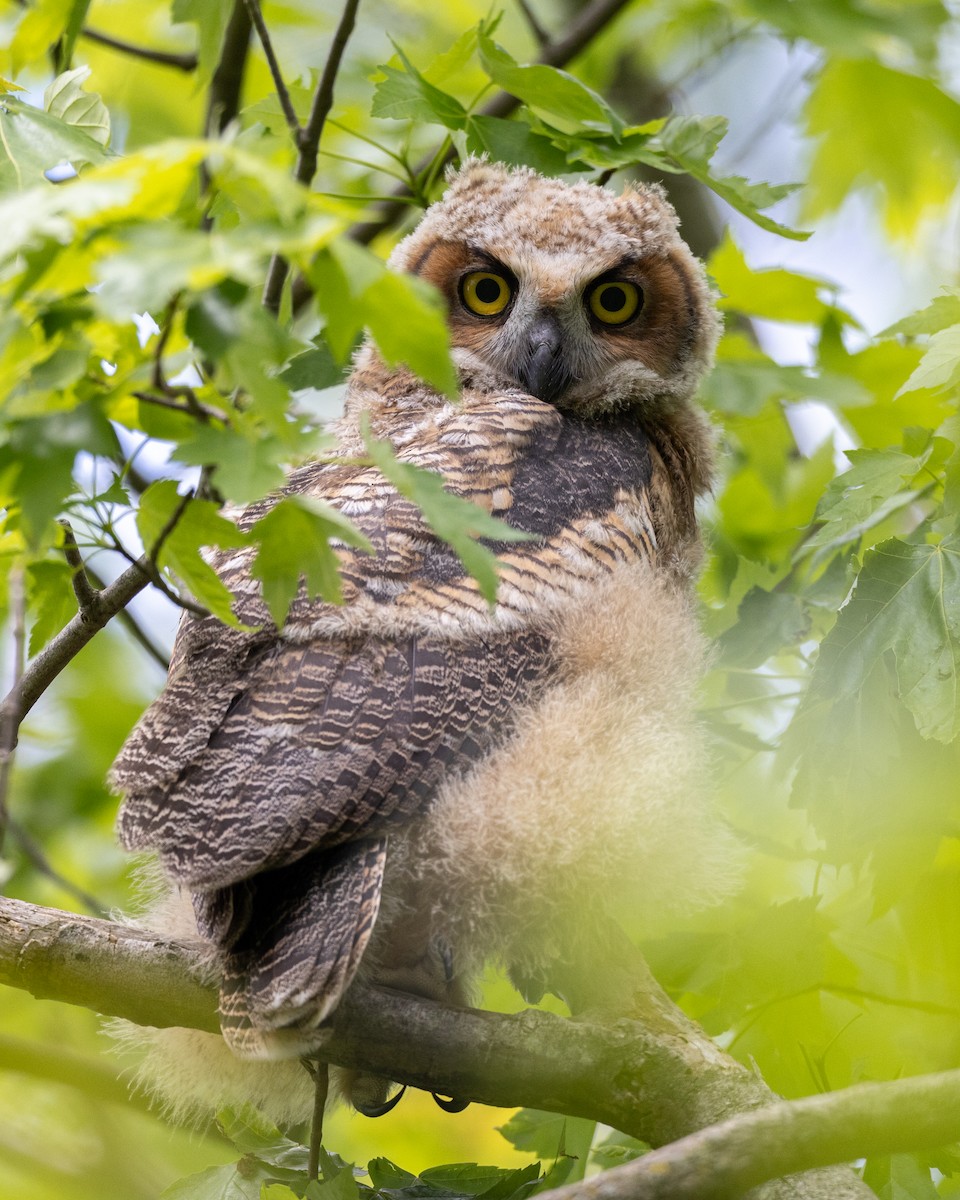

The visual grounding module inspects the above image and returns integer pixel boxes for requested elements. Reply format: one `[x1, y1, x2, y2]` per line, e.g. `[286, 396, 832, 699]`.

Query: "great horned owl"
[111, 160, 740, 1121]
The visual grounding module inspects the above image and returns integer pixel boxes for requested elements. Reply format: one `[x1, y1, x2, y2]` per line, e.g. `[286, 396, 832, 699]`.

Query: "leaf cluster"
[162, 1106, 645, 1200]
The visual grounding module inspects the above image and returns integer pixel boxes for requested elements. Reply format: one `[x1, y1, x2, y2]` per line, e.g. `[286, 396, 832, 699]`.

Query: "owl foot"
[355, 1084, 407, 1117]
[434, 936, 455, 983]
[432, 1092, 470, 1113]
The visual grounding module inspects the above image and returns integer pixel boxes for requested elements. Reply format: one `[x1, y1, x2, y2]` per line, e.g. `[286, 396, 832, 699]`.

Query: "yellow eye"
[588, 280, 641, 325]
[461, 271, 512, 317]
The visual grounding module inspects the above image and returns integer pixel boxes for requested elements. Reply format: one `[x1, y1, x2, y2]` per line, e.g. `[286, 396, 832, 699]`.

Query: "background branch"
[243, 0, 301, 139]
[80, 26, 197, 71]
[262, 0, 362, 314]
[198, 0, 253, 226]
[516, 0, 551, 47]
[0, 1030, 152, 1112]
[0, 897, 873, 1200]
[204, 1, 253, 138]
[2, 816, 104, 916]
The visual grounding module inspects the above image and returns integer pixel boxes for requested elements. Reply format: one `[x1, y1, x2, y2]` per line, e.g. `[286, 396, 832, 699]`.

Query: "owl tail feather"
[213, 839, 387, 1060]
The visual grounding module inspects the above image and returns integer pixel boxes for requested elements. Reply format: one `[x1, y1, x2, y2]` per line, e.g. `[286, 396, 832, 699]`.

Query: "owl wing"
[116, 622, 550, 891]
[112, 393, 661, 1054]
[213, 839, 390, 1056]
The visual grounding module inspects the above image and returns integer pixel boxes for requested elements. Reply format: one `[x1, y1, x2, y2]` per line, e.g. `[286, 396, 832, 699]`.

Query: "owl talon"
[434, 937, 455, 983]
[432, 1092, 470, 1113]
[355, 1084, 407, 1117]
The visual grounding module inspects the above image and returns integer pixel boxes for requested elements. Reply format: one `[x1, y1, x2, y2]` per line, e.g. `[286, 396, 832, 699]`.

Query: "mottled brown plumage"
[112, 160, 738, 1112]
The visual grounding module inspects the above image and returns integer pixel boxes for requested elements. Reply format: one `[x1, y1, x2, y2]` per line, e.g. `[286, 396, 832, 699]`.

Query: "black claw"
[435, 937, 455, 983]
[507, 961, 546, 1005]
[356, 1085, 407, 1117]
[432, 1092, 470, 1113]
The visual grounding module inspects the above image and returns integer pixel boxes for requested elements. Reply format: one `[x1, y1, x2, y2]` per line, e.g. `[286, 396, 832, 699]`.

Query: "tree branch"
[0, 1030, 149, 1111]
[132, 390, 230, 426]
[0, 566, 25, 855]
[205, 1, 253, 138]
[0, 897, 873, 1200]
[85, 564, 171, 672]
[5, 558, 152, 729]
[243, 0, 302, 140]
[539, 1070, 960, 1200]
[59, 519, 101, 617]
[515, 0, 551, 48]
[3, 815, 105, 916]
[262, 0, 363, 314]
[80, 26, 198, 72]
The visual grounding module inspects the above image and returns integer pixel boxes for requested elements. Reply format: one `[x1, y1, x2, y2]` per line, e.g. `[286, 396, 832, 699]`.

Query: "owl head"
[387, 159, 720, 416]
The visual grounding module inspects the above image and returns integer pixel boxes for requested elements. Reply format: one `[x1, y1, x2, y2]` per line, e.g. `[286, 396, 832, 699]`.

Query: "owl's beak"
[518, 312, 571, 404]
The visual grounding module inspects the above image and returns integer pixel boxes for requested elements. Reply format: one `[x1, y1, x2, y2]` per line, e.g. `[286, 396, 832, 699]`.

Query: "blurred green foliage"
[0, 0, 959, 1196]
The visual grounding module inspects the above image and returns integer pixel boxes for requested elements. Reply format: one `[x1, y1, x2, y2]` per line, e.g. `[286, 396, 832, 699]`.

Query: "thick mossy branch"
[543, 1070, 960, 1200]
[0, 896, 881, 1200]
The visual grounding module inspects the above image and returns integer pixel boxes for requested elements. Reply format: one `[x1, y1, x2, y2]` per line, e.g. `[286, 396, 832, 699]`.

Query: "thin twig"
[148, 296, 214, 424]
[137, 568, 208, 619]
[80, 26, 197, 71]
[126, 490, 210, 620]
[242, 0, 302, 140]
[83, 564, 170, 672]
[131, 391, 230, 425]
[417, 133, 454, 200]
[308, 1062, 329, 1179]
[516, 0, 551, 47]
[116, 608, 171, 671]
[0, 567, 26, 856]
[58, 520, 101, 619]
[3, 816, 105, 916]
[148, 490, 191, 564]
[727, 981, 960, 1052]
[262, 0, 363, 314]
[111, 446, 153, 498]
[110, 537, 208, 620]
[150, 296, 179, 394]
[315, 190, 420, 205]
[318, 147, 411, 186]
[326, 117, 410, 167]
[11, 0, 194, 77]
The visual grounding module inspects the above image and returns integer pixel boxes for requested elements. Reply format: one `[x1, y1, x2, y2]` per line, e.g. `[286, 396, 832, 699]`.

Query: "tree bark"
[0, 896, 877, 1199]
